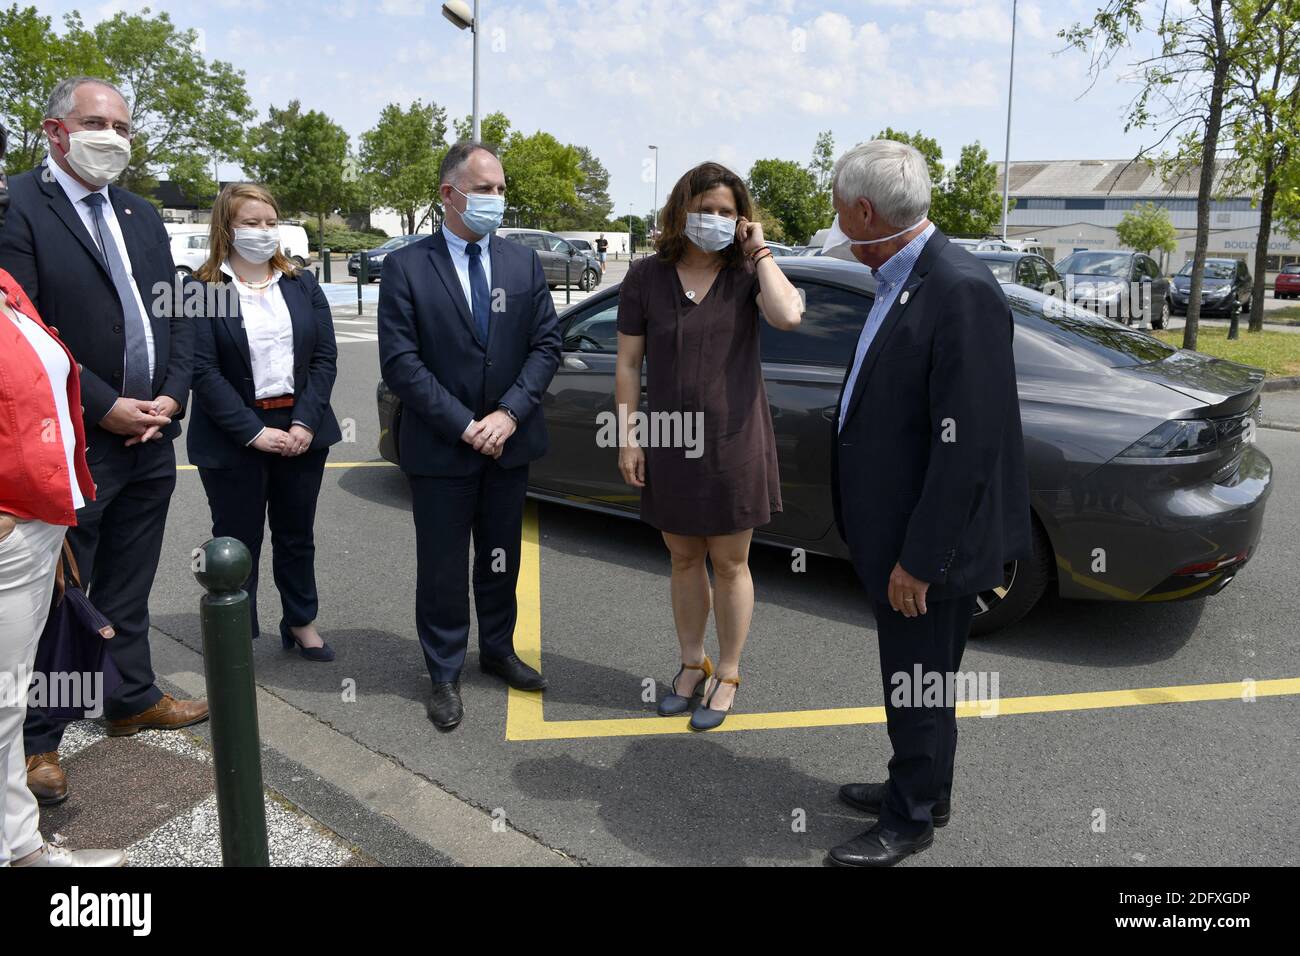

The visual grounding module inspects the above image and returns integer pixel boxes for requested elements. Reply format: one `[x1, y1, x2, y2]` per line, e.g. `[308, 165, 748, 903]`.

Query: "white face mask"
[232, 227, 280, 264]
[685, 212, 736, 252]
[62, 129, 132, 189]
[822, 213, 927, 256]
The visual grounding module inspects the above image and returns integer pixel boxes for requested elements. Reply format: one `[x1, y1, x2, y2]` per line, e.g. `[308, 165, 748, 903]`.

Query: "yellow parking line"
[506, 504, 1300, 741]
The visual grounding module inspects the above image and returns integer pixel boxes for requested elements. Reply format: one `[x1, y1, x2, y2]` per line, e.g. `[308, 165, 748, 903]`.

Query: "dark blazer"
[378, 230, 561, 476]
[832, 229, 1032, 603]
[186, 268, 342, 469]
[0, 164, 193, 459]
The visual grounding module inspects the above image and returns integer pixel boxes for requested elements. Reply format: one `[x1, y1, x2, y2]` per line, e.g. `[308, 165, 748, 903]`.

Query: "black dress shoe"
[826, 823, 933, 868]
[838, 782, 951, 828]
[480, 653, 548, 691]
[427, 682, 463, 730]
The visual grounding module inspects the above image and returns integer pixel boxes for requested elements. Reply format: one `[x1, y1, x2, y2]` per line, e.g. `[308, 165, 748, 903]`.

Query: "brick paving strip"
[38, 722, 375, 867]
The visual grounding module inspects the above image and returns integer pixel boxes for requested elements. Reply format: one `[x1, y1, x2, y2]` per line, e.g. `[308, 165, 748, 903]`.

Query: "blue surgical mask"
[453, 185, 505, 235]
[685, 212, 736, 252]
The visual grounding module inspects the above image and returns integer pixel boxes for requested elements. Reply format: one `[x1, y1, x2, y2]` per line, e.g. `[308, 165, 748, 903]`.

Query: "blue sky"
[38, 0, 1168, 217]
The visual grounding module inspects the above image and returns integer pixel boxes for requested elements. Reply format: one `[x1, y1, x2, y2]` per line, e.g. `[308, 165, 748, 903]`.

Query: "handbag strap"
[55, 536, 81, 596]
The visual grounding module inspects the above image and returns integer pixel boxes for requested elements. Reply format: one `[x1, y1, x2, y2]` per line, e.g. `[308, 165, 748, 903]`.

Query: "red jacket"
[0, 267, 94, 525]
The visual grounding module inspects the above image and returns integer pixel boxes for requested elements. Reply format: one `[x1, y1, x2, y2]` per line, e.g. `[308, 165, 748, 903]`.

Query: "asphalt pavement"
[75, 323, 1292, 867]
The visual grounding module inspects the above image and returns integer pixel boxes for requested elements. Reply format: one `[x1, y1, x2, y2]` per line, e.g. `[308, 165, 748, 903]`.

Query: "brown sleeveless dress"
[615, 254, 782, 536]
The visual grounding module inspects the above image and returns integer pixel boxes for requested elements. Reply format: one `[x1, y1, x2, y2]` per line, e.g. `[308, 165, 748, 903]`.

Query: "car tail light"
[1174, 550, 1249, 575]
[1117, 419, 1220, 458]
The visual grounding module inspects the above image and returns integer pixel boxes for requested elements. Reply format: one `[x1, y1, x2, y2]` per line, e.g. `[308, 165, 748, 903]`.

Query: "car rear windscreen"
[1005, 288, 1177, 367]
[1056, 251, 1132, 276]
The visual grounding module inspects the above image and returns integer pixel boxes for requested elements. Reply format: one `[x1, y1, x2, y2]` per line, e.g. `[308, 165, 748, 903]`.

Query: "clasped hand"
[463, 410, 515, 459]
[102, 396, 179, 446]
[253, 424, 313, 456]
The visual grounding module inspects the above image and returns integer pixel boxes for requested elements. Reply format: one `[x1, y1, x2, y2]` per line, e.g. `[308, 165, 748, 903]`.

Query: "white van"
[165, 222, 312, 274]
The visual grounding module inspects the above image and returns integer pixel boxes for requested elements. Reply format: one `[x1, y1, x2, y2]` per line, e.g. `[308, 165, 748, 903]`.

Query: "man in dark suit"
[0, 77, 206, 805]
[823, 140, 1031, 867]
[379, 141, 561, 731]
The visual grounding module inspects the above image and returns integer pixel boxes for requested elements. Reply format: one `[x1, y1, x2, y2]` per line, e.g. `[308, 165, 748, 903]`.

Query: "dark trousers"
[409, 461, 528, 683]
[870, 594, 978, 837]
[197, 419, 328, 639]
[25, 439, 176, 755]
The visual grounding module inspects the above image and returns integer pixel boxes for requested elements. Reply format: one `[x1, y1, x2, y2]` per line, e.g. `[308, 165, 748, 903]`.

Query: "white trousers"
[0, 518, 64, 865]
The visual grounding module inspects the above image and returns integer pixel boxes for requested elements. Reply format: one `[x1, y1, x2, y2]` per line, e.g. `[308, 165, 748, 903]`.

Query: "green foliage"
[873, 129, 1007, 235]
[452, 111, 511, 151]
[360, 99, 447, 235]
[308, 224, 388, 254]
[0, 4, 251, 197]
[1116, 201, 1179, 254]
[553, 145, 614, 231]
[747, 158, 822, 244]
[498, 129, 582, 228]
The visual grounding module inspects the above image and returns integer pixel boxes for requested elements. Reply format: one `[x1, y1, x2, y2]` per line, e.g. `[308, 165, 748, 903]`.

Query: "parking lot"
[105, 311, 1298, 867]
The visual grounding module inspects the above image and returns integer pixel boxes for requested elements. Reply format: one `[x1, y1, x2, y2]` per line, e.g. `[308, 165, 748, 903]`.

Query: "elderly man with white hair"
[822, 139, 1031, 867]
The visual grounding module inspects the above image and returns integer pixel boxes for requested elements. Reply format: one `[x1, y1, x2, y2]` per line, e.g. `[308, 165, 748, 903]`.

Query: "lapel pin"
[900, 290, 910, 305]
[124, 208, 132, 215]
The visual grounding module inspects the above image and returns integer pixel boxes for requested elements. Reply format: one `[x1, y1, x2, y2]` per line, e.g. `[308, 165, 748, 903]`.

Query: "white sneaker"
[12, 834, 126, 868]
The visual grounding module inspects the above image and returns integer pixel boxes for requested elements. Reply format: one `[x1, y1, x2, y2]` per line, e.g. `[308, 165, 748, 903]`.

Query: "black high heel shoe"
[279, 621, 335, 662]
[657, 655, 712, 716]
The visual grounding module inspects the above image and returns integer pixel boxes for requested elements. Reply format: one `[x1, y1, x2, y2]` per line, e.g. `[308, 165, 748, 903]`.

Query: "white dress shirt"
[2, 299, 86, 510]
[441, 225, 493, 312]
[441, 227, 497, 433]
[46, 160, 156, 380]
[219, 261, 295, 399]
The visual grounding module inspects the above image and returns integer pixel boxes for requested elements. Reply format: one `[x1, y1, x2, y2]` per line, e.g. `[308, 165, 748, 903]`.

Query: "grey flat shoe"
[689, 674, 740, 731]
[657, 655, 712, 716]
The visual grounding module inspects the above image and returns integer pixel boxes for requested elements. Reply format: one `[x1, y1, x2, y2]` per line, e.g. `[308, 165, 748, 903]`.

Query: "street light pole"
[649, 145, 659, 243]
[1000, 0, 1017, 241]
[471, 0, 480, 143]
[441, 1, 480, 143]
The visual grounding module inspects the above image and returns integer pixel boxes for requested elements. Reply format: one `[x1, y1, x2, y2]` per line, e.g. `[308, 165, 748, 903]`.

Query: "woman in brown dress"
[615, 162, 803, 731]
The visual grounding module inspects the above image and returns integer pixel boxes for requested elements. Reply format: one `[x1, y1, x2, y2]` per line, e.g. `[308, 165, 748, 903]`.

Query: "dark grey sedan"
[377, 257, 1272, 635]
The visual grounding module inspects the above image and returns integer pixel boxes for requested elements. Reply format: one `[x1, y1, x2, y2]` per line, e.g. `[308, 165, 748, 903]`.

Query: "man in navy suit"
[823, 140, 1031, 867]
[0, 77, 206, 805]
[379, 142, 561, 731]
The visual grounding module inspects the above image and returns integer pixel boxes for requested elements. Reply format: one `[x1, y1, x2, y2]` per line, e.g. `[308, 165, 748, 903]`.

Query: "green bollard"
[322, 247, 331, 283]
[358, 251, 369, 316]
[194, 537, 269, 867]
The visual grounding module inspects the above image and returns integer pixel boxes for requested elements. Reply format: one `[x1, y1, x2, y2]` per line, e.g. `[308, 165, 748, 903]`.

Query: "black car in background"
[1056, 250, 1171, 329]
[497, 228, 602, 291]
[1171, 257, 1253, 316]
[971, 250, 1062, 292]
[377, 257, 1271, 635]
[348, 234, 426, 282]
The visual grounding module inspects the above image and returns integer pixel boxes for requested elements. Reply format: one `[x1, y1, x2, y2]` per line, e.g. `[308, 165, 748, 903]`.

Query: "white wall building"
[994, 159, 1299, 278]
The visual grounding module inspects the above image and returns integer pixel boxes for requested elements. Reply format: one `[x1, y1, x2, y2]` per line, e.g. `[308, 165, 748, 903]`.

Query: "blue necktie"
[465, 241, 490, 343]
[83, 193, 151, 399]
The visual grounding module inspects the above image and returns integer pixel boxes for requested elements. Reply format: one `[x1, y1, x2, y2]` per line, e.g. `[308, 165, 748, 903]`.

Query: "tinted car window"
[1002, 287, 1177, 367]
[563, 300, 619, 353]
[983, 260, 1015, 282]
[1179, 260, 1236, 279]
[759, 281, 868, 366]
[1057, 251, 1133, 276]
[515, 234, 546, 252]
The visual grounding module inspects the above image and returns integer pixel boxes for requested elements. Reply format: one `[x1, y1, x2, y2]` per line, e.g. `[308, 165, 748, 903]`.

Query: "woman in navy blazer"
[187, 184, 342, 661]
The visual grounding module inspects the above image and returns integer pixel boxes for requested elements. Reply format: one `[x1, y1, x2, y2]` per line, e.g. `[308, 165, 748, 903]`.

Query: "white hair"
[831, 139, 932, 228]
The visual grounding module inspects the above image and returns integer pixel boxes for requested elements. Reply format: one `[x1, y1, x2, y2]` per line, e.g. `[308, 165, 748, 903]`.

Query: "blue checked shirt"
[837, 224, 936, 431]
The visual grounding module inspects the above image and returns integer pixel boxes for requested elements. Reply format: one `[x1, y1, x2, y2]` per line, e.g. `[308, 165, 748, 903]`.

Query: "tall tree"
[747, 158, 823, 244]
[242, 101, 355, 248]
[1062, 0, 1279, 350]
[0, 4, 106, 173]
[452, 110, 511, 150]
[498, 130, 582, 227]
[1225, 0, 1300, 334]
[360, 100, 447, 235]
[554, 145, 614, 230]
[943, 142, 1007, 237]
[809, 129, 835, 232]
[63, 7, 253, 200]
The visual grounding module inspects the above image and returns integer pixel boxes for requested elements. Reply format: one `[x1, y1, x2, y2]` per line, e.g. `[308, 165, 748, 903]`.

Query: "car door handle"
[563, 355, 589, 371]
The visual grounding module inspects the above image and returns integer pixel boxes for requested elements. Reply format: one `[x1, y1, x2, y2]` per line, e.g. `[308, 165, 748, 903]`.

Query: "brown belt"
[253, 395, 294, 410]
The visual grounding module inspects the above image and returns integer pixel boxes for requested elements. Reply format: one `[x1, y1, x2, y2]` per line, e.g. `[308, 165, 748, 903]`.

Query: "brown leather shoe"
[106, 694, 209, 737]
[26, 752, 68, 806]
